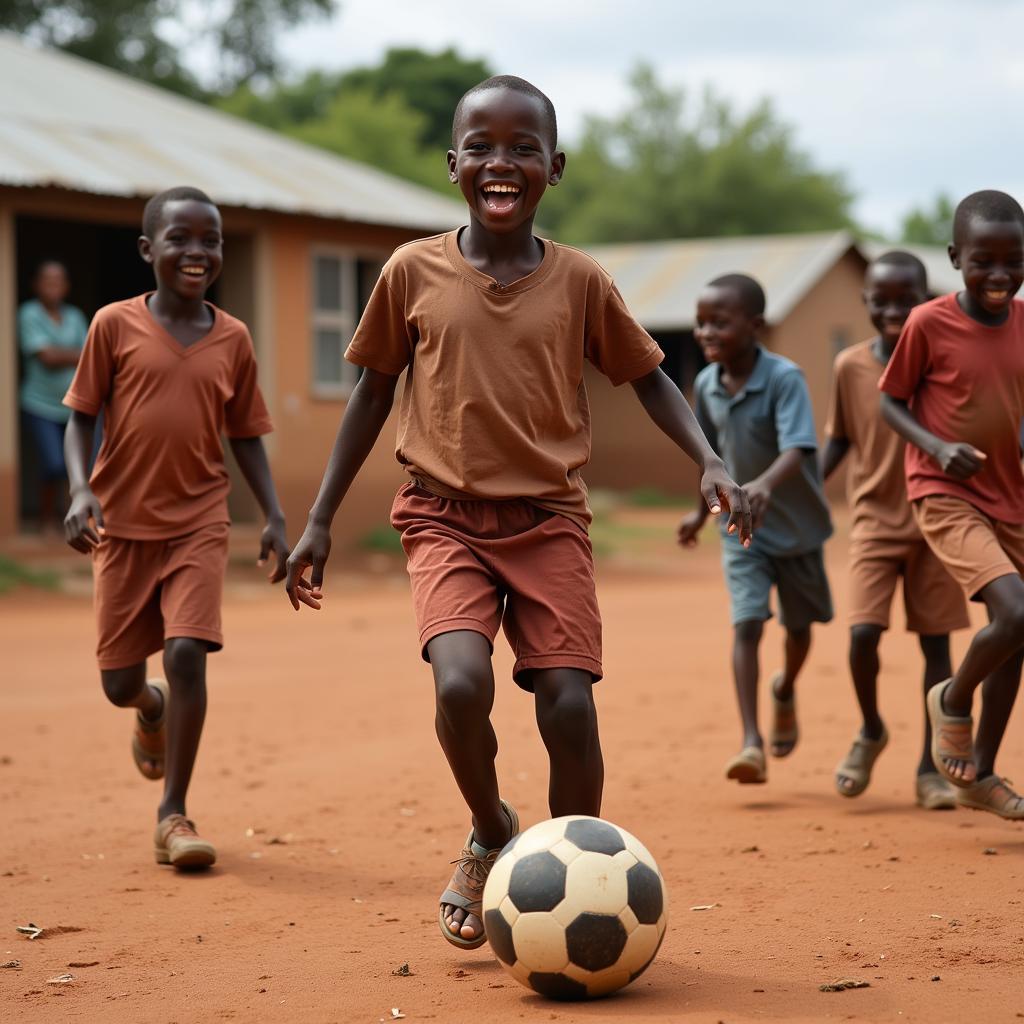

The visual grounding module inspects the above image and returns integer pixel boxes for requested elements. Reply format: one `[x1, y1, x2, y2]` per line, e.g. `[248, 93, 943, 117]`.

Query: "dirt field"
[2, 510, 1023, 1023]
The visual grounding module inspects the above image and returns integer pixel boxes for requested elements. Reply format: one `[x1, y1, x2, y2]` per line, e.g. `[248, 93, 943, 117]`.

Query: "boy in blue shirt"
[679, 274, 833, 784]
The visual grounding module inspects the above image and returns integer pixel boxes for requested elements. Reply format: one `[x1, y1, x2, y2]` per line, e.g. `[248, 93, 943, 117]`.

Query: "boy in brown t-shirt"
[285, 76, 751, 950]
[880, 190, 1024, 820]
[823, 252, 968, 809]
[63, 187, 290, 866]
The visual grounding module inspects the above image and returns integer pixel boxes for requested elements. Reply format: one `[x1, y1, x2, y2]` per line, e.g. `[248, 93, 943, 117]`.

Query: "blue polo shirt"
[694, 346, 832, 556]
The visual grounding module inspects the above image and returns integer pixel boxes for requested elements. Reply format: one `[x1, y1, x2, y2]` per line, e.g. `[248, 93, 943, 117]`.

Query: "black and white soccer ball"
[481, 815, 668, 1000]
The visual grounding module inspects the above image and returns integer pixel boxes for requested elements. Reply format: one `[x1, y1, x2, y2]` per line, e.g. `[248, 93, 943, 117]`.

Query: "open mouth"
[480, 182, 522, 214]
[983, 289, 1009, 303]
[179, 265, 208, 278]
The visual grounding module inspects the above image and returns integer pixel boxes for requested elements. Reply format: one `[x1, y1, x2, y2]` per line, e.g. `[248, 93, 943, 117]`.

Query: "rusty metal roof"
[0, 34, 464, 231]
[586, 231, 863, 329]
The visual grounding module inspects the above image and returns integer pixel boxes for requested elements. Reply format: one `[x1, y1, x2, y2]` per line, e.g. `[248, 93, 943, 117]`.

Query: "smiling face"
[949, 217, 1024, 318]
[139, 199, 223, 300]
[694, 285, 762, 365]
[447, 87, 564, 234]
[863, 262, 926, 346]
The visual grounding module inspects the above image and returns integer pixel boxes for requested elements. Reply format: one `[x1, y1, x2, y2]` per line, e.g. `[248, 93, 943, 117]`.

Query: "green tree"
[0, 0, 336, 97]
[900, 193, 954, 246]
[542, 65, 854, 244]
[339, 47, 492, 149]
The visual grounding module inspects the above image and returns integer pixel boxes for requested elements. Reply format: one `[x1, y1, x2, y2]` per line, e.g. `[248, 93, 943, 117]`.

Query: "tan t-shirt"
[64, 294, 273, 540]
[826, 338, 918, 542]
[345, 230, 664, 528]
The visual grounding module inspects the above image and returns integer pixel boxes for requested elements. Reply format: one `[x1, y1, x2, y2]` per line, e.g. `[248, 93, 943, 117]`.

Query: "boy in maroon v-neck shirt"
[63, 187, 290, 868]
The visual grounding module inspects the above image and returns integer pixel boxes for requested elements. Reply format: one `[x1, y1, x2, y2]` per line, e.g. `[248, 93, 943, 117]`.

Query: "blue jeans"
[24, 410, 67, 482]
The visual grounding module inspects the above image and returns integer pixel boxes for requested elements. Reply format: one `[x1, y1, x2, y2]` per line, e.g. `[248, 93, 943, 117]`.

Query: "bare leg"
[939, 575, 1024, 781]
[101, 663, 165, 779]
[917, 634, 952, 776]
[836, 624, 885, 794]
[427, 630, 510, 943]
[158, 638, 208, 822]
[532, 668, 603, 818]
[732, 620, 763, 750]
[774, 626, 811, 701]
[974, 649, 1024, 780]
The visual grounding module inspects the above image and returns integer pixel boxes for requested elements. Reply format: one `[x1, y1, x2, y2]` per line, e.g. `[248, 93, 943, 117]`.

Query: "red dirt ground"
[2, 510, 1023, 1023]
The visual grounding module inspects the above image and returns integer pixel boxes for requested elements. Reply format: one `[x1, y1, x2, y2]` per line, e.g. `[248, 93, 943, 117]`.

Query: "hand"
[285, 520, 332, 611]
[676, 509, 706, 548]
[744, 477, 773, 531]
[257, 515, 289, 584]
[64, 487, 104, 554]
[934, 442, 987, 480]
[700, 461, 753, 547]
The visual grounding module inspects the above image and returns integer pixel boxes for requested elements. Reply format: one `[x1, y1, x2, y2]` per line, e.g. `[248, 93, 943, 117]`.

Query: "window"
[311, 251, 384, 397]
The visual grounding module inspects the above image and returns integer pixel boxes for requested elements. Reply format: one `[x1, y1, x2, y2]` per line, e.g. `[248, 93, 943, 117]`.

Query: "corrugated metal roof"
[861, 241, 962, 296]
[0, 34, 464, 231]
[586, 230, 861, 329]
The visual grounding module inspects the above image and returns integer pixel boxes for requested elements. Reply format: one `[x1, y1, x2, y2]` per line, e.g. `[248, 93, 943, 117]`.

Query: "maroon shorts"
[390, 483, 603, 689]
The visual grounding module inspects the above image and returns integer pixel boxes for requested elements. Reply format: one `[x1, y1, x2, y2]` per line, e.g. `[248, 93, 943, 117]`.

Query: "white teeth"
[181, 267, 206, 275]
[483, 184, 520, 193]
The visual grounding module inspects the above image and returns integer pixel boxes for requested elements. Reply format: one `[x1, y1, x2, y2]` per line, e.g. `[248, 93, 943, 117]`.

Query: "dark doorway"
[652, 329, 705, 397]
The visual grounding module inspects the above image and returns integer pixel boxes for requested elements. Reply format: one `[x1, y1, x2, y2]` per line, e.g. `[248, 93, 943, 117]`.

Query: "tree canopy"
[540, 65, 854, 244]
[0, 0, 336, 97]
[900, 193, 955, 246]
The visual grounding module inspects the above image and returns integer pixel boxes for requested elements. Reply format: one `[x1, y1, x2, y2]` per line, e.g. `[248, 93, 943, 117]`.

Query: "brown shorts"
[848, 536, 969, 633]
[390, 483, 602, 689]
[913, 494, 1024, 601]
[92, 522, 230, 670]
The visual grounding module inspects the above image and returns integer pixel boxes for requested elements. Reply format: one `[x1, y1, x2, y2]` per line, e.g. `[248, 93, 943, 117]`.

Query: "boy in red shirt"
[285, 76, 750, 950]
[63, 187, 290, 865]
[880, 190, 1024, 819]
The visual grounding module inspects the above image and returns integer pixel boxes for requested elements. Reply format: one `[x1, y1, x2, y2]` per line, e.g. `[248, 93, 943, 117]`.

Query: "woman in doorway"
[19, 261, 88, 533]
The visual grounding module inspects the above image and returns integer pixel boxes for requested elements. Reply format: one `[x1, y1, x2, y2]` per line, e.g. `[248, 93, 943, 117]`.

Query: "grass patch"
[0, 556, 60, 595]
[626, 487, 689, 508]
[359, 524, 404, 554]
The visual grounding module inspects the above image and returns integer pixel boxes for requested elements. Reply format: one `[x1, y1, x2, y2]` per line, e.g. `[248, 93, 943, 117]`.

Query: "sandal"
[439, 800, 520, 950]
[955, 774, 1024, 820]
[915, 772, 956, 810]
[725, 746, 767, 784]
[926, 680, 975, 788]
[834, 727, 889, 798]
[769, 673, 799, 758]
[132, 679, 169, 780]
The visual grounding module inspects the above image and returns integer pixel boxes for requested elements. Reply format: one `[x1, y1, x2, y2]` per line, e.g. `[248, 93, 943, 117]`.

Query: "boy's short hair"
[870, 250, 928, 291]
[451, 75, 558, 149]
[142, 186, 217, 238]
[953, 190, 1024, 245]
[707, 273, 766, 318]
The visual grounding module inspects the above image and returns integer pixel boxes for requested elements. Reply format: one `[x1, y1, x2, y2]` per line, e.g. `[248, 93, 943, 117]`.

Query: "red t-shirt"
[64, 294, 273, 539]
[878, 293, 1024, 524]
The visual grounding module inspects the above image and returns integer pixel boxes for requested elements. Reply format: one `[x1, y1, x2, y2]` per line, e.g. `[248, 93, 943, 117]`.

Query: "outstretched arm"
[285, 368, 401, 609]
[228, 436, 289, 583]
[63, 410, 103, 553]
[880, 394, 986, 479]
[630, 367, 751, 545]
[819, 436, 850, 482]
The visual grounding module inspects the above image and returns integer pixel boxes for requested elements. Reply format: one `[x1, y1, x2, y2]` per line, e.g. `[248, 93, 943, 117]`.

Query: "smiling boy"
[63, 186, 289, 866]
[880, 190, 1024, 819]
[823, 253, 968, 808]
[679, 274, 833, 785]
[285, 76, 750, 949]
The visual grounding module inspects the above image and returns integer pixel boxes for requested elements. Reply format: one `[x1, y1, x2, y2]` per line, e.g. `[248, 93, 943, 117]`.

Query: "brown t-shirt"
[345, 230, 664, 528]
[826, 339, 919, 542]
[879, 294, 1024, 524]
[64, 294, 273, 540]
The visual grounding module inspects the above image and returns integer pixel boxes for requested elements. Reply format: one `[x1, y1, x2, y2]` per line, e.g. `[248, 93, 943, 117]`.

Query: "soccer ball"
[481, 815, 668, 1000]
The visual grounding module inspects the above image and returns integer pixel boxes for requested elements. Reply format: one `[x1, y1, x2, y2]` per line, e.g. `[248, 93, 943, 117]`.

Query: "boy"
[880, 190, 1024, 820]
[823, 252, 968, 808]
[63, 186, 290, 866]
[284, 76, 751, 949]
[678, 274, 832, 785]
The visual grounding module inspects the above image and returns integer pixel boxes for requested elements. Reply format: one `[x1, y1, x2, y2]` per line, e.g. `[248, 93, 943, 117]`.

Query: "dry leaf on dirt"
[690, 904, 717, 911]
[16, 923, 43, 940]
[1, 960, 21, 969]
[46, 973, 75, 984]
[391, 1010, 405, 1019]
[391, 963, 413, 976]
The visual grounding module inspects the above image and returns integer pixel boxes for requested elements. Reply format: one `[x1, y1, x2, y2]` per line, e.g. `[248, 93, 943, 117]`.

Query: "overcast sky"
[275, 0, 1024, 236]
